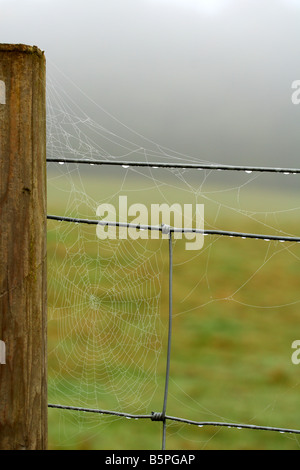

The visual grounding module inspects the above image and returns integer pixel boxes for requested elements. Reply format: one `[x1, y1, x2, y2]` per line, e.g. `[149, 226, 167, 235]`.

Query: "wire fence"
[47, 158, 300, 450]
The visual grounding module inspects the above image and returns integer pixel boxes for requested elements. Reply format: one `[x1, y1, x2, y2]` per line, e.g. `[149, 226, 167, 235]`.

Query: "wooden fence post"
[0, 44, 47, 450]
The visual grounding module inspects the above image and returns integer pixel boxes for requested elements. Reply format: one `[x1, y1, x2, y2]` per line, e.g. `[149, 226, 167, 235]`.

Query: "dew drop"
[122, 165, 130, 169]
[59, 161, 65, 165]
[198, 425, 203, 428]
[245, 170, 252, 174]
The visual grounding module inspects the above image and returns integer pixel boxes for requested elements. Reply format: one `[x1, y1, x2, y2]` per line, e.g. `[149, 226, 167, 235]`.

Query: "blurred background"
[2, 0, 300, 450]
[1, 0, 300, 172]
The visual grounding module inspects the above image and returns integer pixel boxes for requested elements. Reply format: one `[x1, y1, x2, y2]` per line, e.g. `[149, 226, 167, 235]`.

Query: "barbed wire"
[48, 404, 300, 435]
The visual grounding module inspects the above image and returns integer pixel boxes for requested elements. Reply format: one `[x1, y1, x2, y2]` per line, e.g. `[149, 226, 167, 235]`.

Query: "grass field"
[47, 168, 300, 450]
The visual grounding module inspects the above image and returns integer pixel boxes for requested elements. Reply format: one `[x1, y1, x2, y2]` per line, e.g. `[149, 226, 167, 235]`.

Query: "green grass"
[47, 171, 300, 450]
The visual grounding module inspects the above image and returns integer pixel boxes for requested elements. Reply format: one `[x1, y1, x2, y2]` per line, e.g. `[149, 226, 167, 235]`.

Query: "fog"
[1, 0, 300, 169]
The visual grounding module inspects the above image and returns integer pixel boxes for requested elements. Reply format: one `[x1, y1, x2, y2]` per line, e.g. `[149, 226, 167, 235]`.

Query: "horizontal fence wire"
[47, 215, 300, 243]
[47, 404, 300, 435]
[47, 157, 300, 174]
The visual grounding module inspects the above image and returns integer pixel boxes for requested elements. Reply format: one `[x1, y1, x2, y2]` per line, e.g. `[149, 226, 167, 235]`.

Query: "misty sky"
[1, 0, 300, 168]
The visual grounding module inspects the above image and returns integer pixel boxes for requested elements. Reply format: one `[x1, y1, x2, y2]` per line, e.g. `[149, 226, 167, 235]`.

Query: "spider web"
[46, 63, 300, 449]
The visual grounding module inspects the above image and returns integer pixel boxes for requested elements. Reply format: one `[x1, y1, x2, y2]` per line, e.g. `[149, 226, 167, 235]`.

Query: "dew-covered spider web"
[47, 63, 300, 450]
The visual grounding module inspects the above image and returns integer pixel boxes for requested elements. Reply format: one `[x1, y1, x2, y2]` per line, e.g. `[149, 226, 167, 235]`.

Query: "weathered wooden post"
[0, 44, 47, 449]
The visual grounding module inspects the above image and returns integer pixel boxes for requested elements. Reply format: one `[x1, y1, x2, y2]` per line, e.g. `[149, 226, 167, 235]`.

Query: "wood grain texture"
[0, 44, 47, 450]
